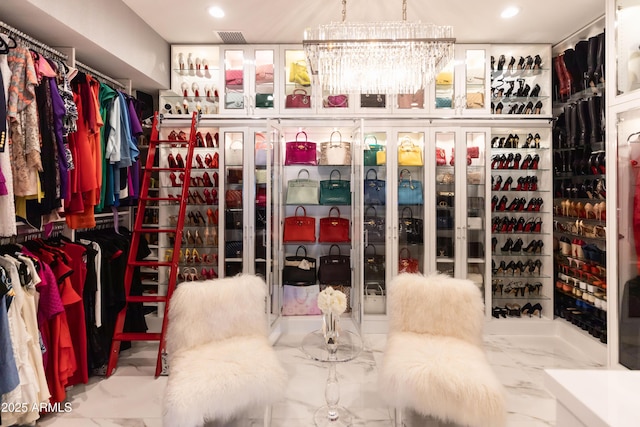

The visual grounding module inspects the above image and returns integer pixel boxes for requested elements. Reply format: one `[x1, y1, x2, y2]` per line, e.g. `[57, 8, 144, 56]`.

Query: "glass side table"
[300, 330, 363, 427]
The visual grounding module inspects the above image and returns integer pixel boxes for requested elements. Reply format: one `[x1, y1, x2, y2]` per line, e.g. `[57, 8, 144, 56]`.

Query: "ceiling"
[123, 0, 604, 45]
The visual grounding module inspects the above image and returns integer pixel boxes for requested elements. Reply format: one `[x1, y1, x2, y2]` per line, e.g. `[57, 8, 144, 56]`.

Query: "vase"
[322, 312, 339, 353]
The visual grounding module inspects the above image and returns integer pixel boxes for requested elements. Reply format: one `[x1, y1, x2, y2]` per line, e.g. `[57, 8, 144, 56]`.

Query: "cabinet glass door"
[434, 62, 455, 111]
[397, 132, 426, 275]
[434, 131, 456, 274]
[254, 130, 272, 281]
[464, 131, 487, 292]
[254, 50, 275, 111]
[282, 48, 314, 113]
[224, 50, 245, 110]
[615, 0, 640, 97]
[223, 130, 245, 276]
[363, 131, 388, 315]
[464, 49, 488, 112]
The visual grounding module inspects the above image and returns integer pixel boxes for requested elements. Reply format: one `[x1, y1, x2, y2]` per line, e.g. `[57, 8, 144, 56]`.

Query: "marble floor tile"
[36, 333, 603, 426]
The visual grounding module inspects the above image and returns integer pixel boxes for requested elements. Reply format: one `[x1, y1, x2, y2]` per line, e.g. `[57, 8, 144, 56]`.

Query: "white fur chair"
[379, 273, 506, 427]
[163, 274, 287, 427]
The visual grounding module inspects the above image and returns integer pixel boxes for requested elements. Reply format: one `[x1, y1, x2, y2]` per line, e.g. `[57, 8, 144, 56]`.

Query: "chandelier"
[303, 0, 455, 95]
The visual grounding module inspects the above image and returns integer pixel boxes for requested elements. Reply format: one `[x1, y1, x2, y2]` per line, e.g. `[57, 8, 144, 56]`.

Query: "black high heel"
[504, 81, 515, 97]
[508, 104, 519, 114]
[522, 240, 537, 253]
[511, 238, 523, 252]
[517, 56, 525, 70]
[491, 56, 495, 71]
[501, 238, 514, 252]
[530, 84, 541, 97]
[512, 153, 522, 169]
[525, 55, 534, 70]
[497, 55, 506, 71]
[493, 175, 503, 191]
[533, 100, 543, 114]
[501, 176, 513, 191]
[507, 56, 516, 70]
[495, 102, 504, 114]
[521, 84, 531, 98]
[523, 101, 534, 114]
[491, 237, 498, 253]
[533, 55, 543, 70]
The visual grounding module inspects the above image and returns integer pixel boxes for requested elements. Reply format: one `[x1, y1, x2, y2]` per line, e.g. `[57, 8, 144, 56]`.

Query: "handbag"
[319, 131, 351, 165]
[255, 93, 274, 108]
[225, 241, 243, 258]
[286, 169, 319, 205]
[319, 207, 350, 243]
[225, 69, 243, 86]
[397, 89, 424, 109]
[320, 170, 351, 205]
[255, 63, 274, 84]
[282, 246, 316, 284]
[255, 231, 267, 259]
[468, 241, 484, 258]
[227, 169, 243, 184]
[283, 206, 316, 242]
[398, 138, 423, 166]
[436, 191, 454, 207]
[398, 169, 424, 205]
[225, 189, 242, 208]
[398, 247, 420, 274]
[256, 187, 267, 207]
[364, 168, 386, 205]
[255, 133, 271, 166]
[436, 208, 453, 229]
[436, 147, 446, 166]
[318, 245, 351, 285]
[255, 169, 268, 184]
[437, 237, 454, 257]
[225, 210, 243, 230]
[282, 284, 321, 316]
[288, 61, 311, 86]
[436, 71, 453, 85]
[364, 206, 385, 243]
[255, 207, 267, 230]
[363, 135, 386, 166]
[363, 244, 385, 282]
[225, 92, 244, 108]
[364, 284, 386, 314]
[398, 207, 424, 244]
[320, 284, 352, 313]
[360, 94, 386, 108]
[285, 89, 311, 108]
[226, 140, 243, 165]
[325, 94, 348, 108]
[466, 92, 485, 108]
[285, 131, 317, 166]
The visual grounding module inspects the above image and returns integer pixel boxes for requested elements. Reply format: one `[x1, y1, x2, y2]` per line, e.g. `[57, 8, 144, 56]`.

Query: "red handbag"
[285, 89, 311, 108]
[325, 94, 348, 108]
[398, 248, 420, 274]
[256, 187, 267, 207]
[436, 147, 446, 166]
[319, 207, 350, 243]
[225, 189, 242, 208]
[283, 206, 316, 242]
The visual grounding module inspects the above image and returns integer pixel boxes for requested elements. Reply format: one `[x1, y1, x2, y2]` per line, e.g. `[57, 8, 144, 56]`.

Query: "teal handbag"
[255, 93, 274, 108]
[363, 135, 385, 166]
[320, 169, 351, 205]
[398, 169, 424, 205]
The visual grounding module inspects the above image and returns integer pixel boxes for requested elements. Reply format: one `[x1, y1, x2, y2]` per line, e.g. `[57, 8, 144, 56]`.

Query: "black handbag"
[282, 246, 316, 285]
[364, 206, 385, 243]
[398, 207, 424, 244]
[255, 230, 267, 259]
[225, 210, 243, 230]
[318, 245, 351, 286]
[360, 93, 386, 108]
[364, 168, 386, 205]
[437, 237, 454, 257]
[225, 241, 243, 258]
[364, 244, 385, 282]
[255, 207, 267, 230]
[436, 208, 453, 229]
[437, 191, 455, 207]
[468, 241, 484, 258]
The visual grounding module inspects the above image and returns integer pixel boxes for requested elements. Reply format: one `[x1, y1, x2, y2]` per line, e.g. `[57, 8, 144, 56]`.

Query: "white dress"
[0, 52, 16, 237]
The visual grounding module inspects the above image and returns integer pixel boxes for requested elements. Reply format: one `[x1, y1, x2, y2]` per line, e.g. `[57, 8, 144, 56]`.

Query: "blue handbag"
[364, 168, 385, 205]
[398, 169, 424, 205]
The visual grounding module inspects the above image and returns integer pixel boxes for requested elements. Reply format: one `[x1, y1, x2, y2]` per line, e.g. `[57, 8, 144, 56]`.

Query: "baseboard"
[554, 320, 607, 365]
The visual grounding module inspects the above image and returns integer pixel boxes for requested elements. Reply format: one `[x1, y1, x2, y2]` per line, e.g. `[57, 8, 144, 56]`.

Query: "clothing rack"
[0, 20, 69, 61]
[75, 60, 126, 90]
[0, 222, 66, 245]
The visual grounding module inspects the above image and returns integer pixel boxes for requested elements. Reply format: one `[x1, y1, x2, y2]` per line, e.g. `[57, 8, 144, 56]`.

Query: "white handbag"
[255, 169, 268, 184]
[226, 139, 243, 165]
[319, 131, 351, 165]
[364, 284, 386, 314]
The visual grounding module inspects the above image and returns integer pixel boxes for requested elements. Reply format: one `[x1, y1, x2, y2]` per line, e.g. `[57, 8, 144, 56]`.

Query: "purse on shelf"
[320, 284, 352, 313]
[225, 210, 243, 230]
[225, 92, 244, 109]
[398, 207, 424, 244]
[466, 92, 485, 108]
[437, 237, 454, 258]
[436, 208, 453, 230]
[225, 189, 242, 208]
[436, 191, 454, 208]
[226, 140, 243, 165]
[319, 169, 351, 205]
[285, 131, 317, 166]
[364, 168, 386, 205]
[255, 169, 268, 184]
[282, 246, 317, 285]
[364, 206, 385, 243]
[255, 133, 271, 167]
[282, 284, 322, 316]
[283, 206, 316, 243]
[436, 71, 453, 85]
[255, 93, 274, 108]
[324, 94, 348, 108]
[255, 230, 267, 259]
[225, 241, 243, 258]
[255, 63, 274, 84]
[288, 61, 311, 86]
[318, 244, 351, 286]
[225, 69, 243, 86]
[398, 247, 420, 274]
[256, 187, 267, 207]
[363, 135, 386, 166]
[227, 168, 243, 184]
[398, 138, 423, 166]
[468, 241, 484, 258]
[398, 169, 424, 205]
[319, 207, 350, 243]
[255, 207, 267, 229]
[360, 94, 386, 108]
[319, 131, 351, 165]
[285, 89, 311, 108]
[364, 284, 386, 314]
[436, 147, 446, 166]
[286, 169, 319, 205]
[364, 244, 385, 282]
[397, 89, 424, 109]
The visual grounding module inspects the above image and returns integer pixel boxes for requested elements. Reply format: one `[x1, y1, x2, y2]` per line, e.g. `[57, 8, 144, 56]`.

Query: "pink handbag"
[282, 284, 322, 316]
[285, 89, 311, 108]
[325, 94, 348, 108]
[285, 131, 317, 165]
[225, 69, 243, 86]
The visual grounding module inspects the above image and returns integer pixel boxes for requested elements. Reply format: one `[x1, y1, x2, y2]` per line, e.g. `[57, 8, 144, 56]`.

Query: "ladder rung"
[134, 228, 177, 234]
[130, 261, 173, 267]
[113, 332, 162, 341]
[127, 295, 168, 303]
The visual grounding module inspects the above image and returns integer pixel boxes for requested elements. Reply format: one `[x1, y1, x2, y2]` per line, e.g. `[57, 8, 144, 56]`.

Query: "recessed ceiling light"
[208, 6, 225, 18]
[501, 6, 520, 19]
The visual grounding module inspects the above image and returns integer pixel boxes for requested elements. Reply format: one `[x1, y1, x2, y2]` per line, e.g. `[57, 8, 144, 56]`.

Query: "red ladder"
[107, 111, 198, 377]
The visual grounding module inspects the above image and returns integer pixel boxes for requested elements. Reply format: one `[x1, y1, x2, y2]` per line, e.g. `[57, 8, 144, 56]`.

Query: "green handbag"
[320, 169, 351, 205]
[255, 93, 274, 108]
[286, 169, 319, 205]
[363, 135, 385, 166]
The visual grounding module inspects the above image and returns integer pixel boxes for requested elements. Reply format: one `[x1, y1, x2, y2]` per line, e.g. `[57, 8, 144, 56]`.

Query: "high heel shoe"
[195, 154, 204, 169]
[497, 55, 506, 71]
[169, 172, 180, 187]
[530, 84, 541, 97]
[203, 188, 215, 205]
[176, 153, 185, 168]
[512, 153, 522, 169]
[193, 190, 206, 205]
[533, 100, 543, 114]
[168, 153, 178, 169]
[501, 238, 514, 252]
[511, 238, 524, 252]
[495, 102, 504, 114]
[202, 171, 213, 187]
[493, 175, 503, 191]
[207, 208, 217, 224]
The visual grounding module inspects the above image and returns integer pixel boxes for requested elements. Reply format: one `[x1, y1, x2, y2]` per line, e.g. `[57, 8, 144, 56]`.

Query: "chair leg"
[394, 407, 404, 427]
[263, 405, 272, 427]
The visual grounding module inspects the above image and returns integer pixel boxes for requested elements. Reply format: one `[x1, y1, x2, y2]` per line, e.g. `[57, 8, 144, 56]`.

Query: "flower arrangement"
[317, 286, 347, 316]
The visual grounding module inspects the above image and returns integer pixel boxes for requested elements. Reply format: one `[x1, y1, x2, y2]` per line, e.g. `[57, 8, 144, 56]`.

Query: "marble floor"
[36, 332, 603, 427]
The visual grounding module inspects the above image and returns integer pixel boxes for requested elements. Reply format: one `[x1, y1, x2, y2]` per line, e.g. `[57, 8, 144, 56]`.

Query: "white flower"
[317, 286, 347, 315]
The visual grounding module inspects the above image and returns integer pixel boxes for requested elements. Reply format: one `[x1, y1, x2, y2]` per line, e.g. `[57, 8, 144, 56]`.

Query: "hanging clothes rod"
[0, 20, 69, 60]
[75, 60, 126, 89]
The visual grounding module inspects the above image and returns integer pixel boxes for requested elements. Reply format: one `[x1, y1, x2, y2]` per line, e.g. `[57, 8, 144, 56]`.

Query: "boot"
[575, 99, 590, 146]
[564, 103, 575, 147]
[554, 113, 566, 148]
[586, 35, 599, 87]
[554, 56, 570, 100]
[575, 40, 589, 90]
[563, 48, 583, 92]
[588, 96, 603, 144]
[595, 32, 605, 84]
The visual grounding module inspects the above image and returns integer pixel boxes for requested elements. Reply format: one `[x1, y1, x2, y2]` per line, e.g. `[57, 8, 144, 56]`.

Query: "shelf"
[491, 68, 548, 79]
[492, 294, 550, 300]
[555, 288, 606, 311]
